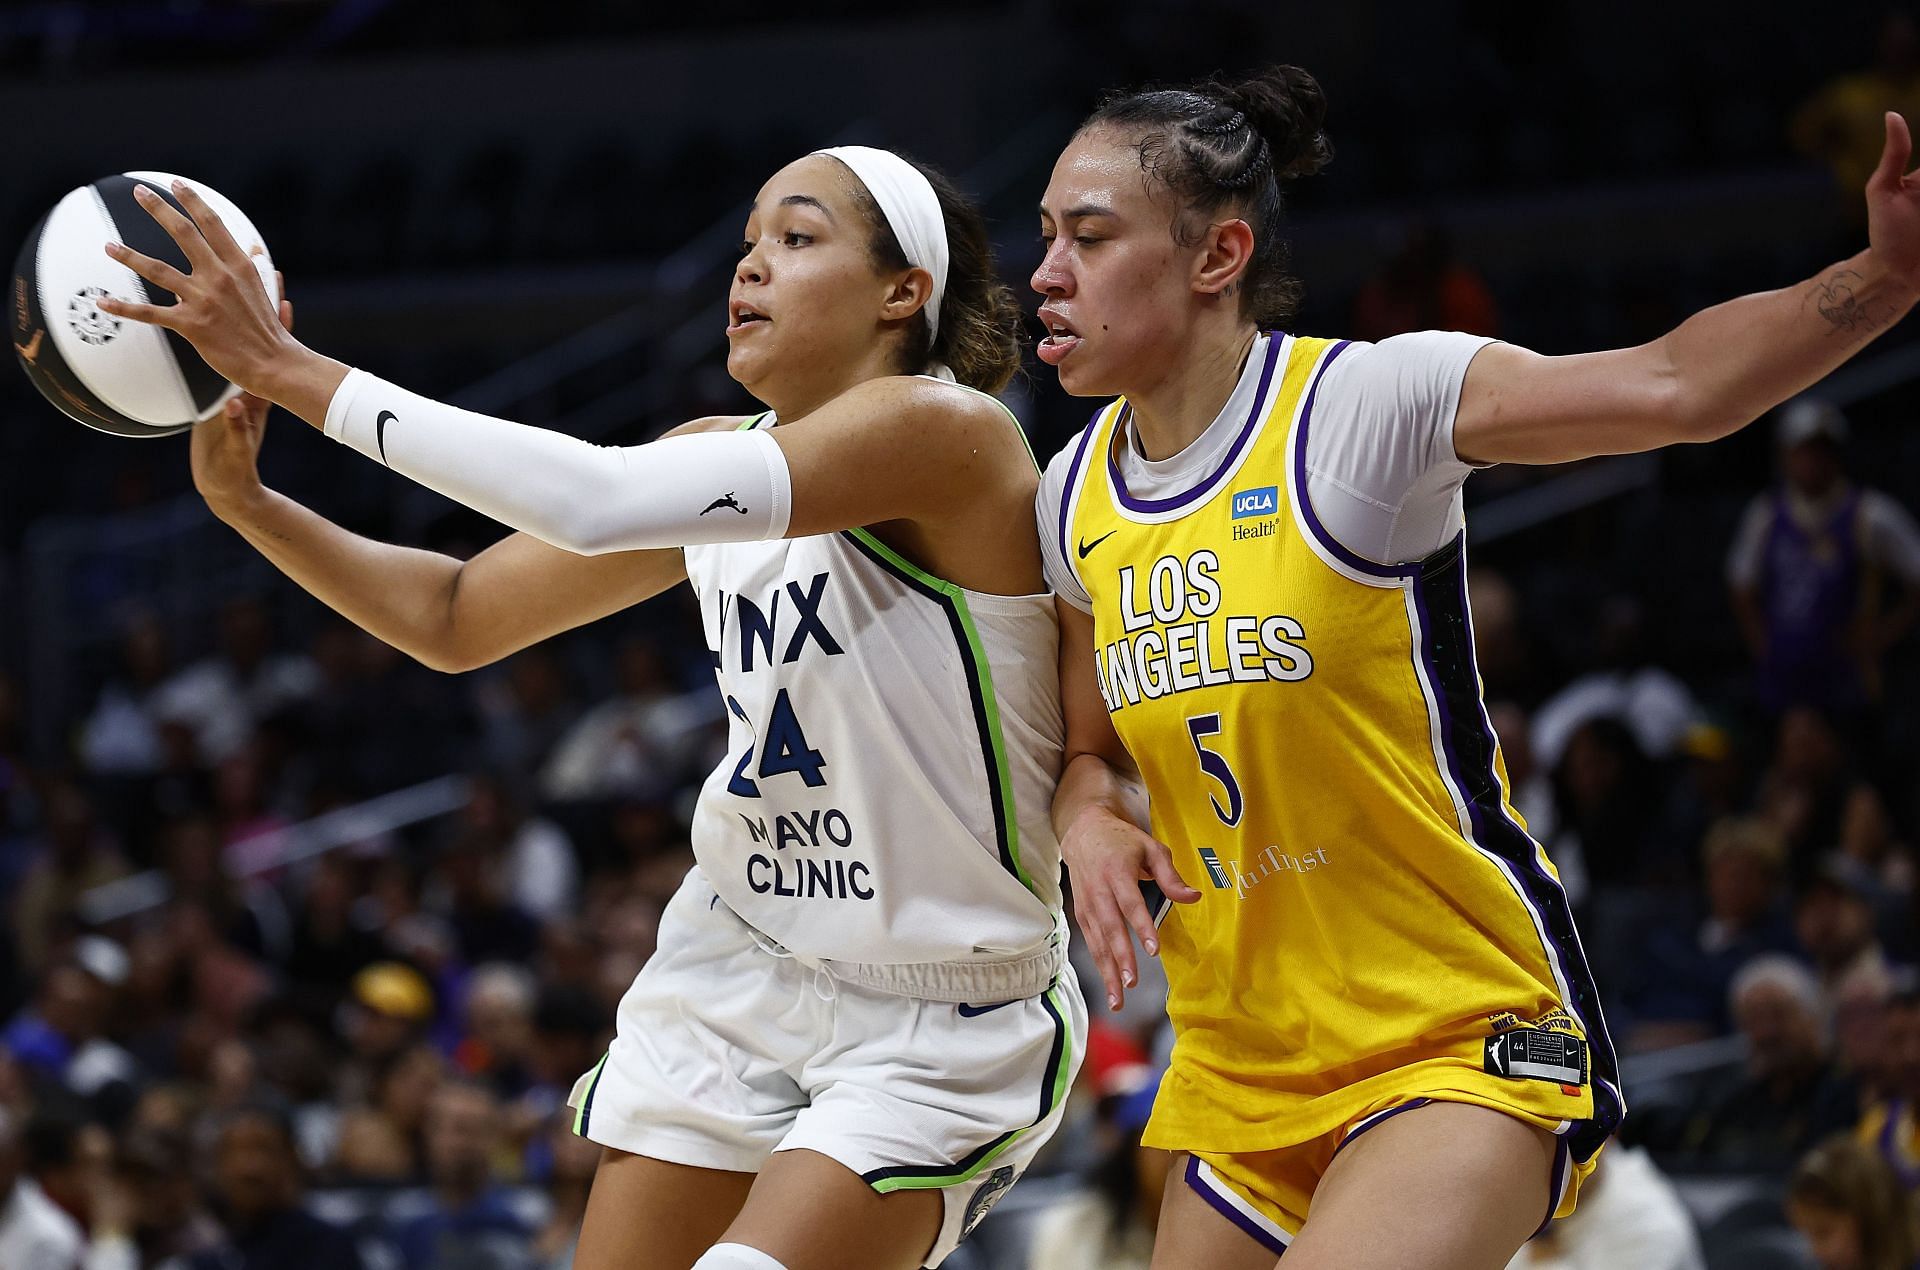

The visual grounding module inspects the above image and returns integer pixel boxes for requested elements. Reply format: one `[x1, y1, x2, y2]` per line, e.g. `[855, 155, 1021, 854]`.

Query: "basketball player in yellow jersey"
[1033, 65, 1920, 1269]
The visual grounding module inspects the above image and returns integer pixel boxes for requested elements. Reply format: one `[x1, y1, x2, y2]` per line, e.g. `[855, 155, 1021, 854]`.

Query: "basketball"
[10, 171, 277, 438]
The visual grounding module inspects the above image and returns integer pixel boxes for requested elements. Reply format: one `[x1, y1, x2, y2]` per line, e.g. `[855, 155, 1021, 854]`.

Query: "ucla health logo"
[1231, 486, 1277, 520]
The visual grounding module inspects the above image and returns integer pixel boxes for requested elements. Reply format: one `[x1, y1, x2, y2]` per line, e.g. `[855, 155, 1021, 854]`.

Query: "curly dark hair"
[1083, 65, 1333, 329]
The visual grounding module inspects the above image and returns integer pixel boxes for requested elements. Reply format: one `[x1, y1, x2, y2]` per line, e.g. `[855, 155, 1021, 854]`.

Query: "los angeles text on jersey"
[1096, 549, 1313, 712]
[710, 570, 880, 903]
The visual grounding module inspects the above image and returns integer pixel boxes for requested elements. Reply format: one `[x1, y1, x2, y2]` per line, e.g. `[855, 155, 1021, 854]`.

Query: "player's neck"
[1124, 325, 1258, 462]
[760, 345, 907, 423]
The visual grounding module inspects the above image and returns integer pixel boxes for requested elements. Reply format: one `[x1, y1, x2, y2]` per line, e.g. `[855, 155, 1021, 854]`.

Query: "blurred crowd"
[4, 403, 1920, 1270]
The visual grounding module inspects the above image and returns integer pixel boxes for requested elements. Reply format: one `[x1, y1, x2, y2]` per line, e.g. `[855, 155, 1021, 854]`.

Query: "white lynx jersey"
[682, 415, 1066, 967]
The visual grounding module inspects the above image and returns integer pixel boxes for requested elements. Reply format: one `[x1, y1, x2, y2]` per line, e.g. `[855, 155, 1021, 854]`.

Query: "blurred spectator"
[1793, 10, 1920, 211]
[432, 837, 541, 967]
[1625, 816, 1796, 1046]
[1532, 597, 1705, 774]
[540, 638, 714, 804]
[1729, 399, 1920, 717]
[1350, 221, 1500, 342]
[455, 964, 538, 1100]
[1836, 785, 1917, 939]
[1506, 1144, 1702, 1270]
[1758, 707, 1862, 874]
[5, 943, 139, 1114]
[0, 1104, 85, 1270]
[1025, 1069, 1164, 1270]
[1834, 959, 1901, 1102]
[1786, 1134, 1917, 1270]
[1794, 860, 1893, 1007]
[112, 1125, 221, 1266]
[476, 651, 581, 794]
[1677, 955, 1858, 1165]
[337, 963, 436, 1112]
[386, 1080, 535, 1270]
[149, 599, 320, 769]
[214, 743, 293, 880]
[78, 612, 175, 781]
[530, 1116, 597, 1270]
[335, 1043, 442, 1184]
[454, 776, 578, 925]
[1854, 985, 1920, 1191]
[282, 854, 384, 1000]
[185, 1104, 365, 1270]
[1548, 716, 1662, 893]
[11, 782, 130, 977]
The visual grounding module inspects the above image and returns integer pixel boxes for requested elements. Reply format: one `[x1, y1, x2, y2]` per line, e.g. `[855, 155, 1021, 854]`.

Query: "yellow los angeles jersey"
[1058, 334, 1622, 1175]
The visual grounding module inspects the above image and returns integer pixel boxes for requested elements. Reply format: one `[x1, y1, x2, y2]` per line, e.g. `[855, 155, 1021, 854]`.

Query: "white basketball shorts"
[567, 866, 1088, 1266]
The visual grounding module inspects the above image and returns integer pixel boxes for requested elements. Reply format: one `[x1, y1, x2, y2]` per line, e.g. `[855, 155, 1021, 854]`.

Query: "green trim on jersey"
[843, 526, 1037, 898]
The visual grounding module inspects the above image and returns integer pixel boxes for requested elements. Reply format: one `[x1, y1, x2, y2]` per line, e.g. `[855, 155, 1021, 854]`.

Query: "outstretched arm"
[1454, 112, 1920, 467]
[98, 181, 1027, 556]
[195, 383, 692, 673]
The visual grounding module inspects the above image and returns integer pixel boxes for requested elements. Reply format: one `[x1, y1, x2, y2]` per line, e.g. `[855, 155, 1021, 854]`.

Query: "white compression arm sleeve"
[322, 369, 792, 554]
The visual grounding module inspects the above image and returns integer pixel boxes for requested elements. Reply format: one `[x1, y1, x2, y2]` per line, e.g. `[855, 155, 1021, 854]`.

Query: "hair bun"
[1214, 65, 1332, 180]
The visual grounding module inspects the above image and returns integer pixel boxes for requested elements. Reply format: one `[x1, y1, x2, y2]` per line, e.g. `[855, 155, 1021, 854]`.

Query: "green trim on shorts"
[860, 982, 1074, 1193]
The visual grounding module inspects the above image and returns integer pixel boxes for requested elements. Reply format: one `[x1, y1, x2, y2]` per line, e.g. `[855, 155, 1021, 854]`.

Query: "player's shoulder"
[1319, 329, 1493, 377]
[666, 413, 761, 438]
[1040, 399, 1121, 485]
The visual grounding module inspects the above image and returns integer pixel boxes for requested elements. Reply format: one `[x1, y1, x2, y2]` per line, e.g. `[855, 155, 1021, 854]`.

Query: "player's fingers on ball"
[103, 242, 190, 296]
[172, 182, 249, 268]
[94, 295, 177, 329]
[132, 183, 214, 268]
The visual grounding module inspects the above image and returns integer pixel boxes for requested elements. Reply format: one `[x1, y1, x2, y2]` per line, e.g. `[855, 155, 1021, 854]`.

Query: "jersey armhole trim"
[839, 527, 1037, 898]
[1287, 339, 1420, 584]
[1054, 406, 1111, 599]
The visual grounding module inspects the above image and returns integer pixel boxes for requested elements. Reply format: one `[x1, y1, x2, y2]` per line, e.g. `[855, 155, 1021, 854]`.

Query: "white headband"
[814, 145, 950, 344]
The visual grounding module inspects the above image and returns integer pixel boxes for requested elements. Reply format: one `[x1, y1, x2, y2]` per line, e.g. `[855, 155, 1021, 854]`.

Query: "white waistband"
[733, 906, 1069, 1004]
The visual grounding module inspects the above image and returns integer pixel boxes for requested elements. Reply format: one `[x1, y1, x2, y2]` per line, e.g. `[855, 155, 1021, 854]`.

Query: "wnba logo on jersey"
[1231, 486, 1277, 519]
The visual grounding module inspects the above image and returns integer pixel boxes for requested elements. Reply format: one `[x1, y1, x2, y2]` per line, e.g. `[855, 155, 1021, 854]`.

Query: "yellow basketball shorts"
[1183, 1096, 1597, 1254]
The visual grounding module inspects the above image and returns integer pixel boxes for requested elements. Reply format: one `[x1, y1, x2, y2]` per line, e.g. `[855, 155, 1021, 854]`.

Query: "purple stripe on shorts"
[1328, 1097, 1435, 1165]
[1532, 1134, 1572, 1239]
[1108, 334, 1285, 514]
[1184, 1155, 1290, 1257]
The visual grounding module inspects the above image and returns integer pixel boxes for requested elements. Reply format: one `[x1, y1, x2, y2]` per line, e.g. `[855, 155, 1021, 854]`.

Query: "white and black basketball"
[10, 171, 277, 438]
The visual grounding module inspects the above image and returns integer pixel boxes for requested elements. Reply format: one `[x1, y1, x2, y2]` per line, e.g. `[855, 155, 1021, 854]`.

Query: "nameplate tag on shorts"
[1483, 1027, 1588, 1087]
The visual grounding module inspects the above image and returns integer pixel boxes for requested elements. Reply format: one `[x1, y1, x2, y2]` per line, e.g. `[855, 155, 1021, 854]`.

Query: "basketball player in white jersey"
[99, 150, 1087, 1270]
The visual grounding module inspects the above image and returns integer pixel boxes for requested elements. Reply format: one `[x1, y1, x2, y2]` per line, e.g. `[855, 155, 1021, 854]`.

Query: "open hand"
[1867, 112, 1920, 290]
[95, 180, 291, 395]
[192, 273, 294, 514]
[1061, 805, 1201, 1011]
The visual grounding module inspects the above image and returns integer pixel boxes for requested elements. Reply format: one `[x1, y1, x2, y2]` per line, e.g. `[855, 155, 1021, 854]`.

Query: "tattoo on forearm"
[1808, 269, 1889, 337]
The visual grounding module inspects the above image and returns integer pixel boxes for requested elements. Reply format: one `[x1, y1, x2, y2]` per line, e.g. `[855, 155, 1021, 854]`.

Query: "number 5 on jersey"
[1186, 713, 1244, 827]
